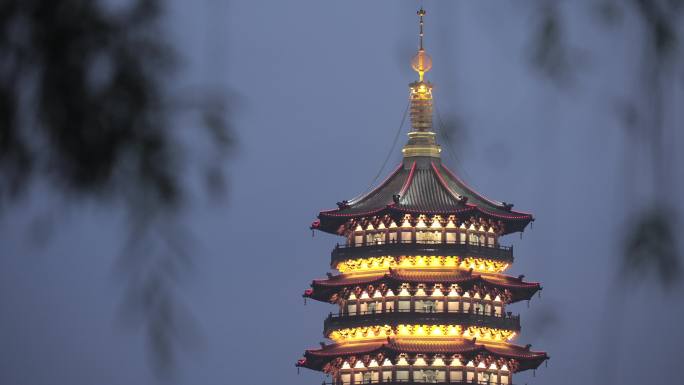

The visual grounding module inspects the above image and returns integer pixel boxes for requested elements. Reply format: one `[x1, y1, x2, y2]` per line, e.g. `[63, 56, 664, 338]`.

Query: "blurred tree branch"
[0, 0, 234, 378]
[528, 0, 683, 289]
[527, 2, 683, 385]
[529, 2, 576, 86]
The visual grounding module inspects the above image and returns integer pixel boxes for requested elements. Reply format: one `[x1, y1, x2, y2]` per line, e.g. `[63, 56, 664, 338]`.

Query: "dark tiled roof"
[305, 269, 541, 303]
[303, 341, 385, 357]
[399, 167, 461, 212]
[315, 159, 534, 235]
[341, 165, 407, 215]
[298, 338, 548, 372]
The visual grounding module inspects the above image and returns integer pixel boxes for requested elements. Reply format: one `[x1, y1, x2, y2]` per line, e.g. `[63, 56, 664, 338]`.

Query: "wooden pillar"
[410, 291, 415, 312]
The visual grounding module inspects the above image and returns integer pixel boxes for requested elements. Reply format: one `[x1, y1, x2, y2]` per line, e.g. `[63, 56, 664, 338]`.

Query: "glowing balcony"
[323, 310, 520, 340]
[331, 241, 513, 270]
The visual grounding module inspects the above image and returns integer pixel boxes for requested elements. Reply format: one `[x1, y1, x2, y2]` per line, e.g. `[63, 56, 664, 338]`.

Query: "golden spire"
[411, 7, 432, 82]
[402, 7, 441, 159]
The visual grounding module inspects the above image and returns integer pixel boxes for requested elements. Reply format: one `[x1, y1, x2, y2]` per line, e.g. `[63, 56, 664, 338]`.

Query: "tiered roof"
[313, 160, 534, 235]
[304, 268, 541, 303]
[298, 338, 548, 372]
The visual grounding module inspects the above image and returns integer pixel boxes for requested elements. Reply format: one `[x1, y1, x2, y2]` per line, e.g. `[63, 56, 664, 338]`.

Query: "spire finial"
[411, 7, 432, 82]
[418, 7, 426, 50]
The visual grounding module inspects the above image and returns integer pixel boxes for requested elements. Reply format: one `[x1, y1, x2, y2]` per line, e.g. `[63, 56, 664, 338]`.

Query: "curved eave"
[297, 339, 548, 373]
[303, 270, 541, 304]
[315, 205, 533, 235]
[312, 160, 534, 236]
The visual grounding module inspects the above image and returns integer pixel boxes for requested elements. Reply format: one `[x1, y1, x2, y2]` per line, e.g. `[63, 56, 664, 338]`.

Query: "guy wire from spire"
[356, 100, 411, 200]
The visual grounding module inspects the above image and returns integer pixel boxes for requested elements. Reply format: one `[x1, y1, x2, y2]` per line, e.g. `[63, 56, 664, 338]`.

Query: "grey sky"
[1, 1, 682, 385]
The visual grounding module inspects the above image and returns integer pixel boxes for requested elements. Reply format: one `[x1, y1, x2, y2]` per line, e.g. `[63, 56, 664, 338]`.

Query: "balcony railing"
[328, 309, 519, 320]
[331, 240, 513, 267]
[323, 309, 520, 336]
[322, 381, 514, 385]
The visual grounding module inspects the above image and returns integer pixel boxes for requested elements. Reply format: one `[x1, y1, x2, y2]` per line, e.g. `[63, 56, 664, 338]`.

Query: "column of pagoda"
[297, 8, 548, 385]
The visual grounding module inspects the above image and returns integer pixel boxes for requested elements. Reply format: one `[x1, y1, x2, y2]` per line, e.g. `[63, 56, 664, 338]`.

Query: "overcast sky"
[1, 1, 683, 385]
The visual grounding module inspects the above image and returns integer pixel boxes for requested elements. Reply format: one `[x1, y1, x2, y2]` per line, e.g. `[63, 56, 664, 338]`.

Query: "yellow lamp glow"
[328, 325, 515, 343]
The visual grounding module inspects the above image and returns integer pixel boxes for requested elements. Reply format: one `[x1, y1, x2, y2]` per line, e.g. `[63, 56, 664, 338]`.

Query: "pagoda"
[297, 8, 548, 385]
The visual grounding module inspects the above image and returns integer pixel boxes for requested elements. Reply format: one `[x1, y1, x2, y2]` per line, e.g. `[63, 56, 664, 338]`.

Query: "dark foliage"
[0, 0, 233, 378]
[623, 207, 682, 288]
[528, 0, 683, 289]
[0, 0, 185, 206]
[529, 3, 575, 85]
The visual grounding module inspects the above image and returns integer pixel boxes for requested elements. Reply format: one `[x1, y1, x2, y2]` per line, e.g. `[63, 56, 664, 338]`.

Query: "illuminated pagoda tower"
[297, 8, 548, 385]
